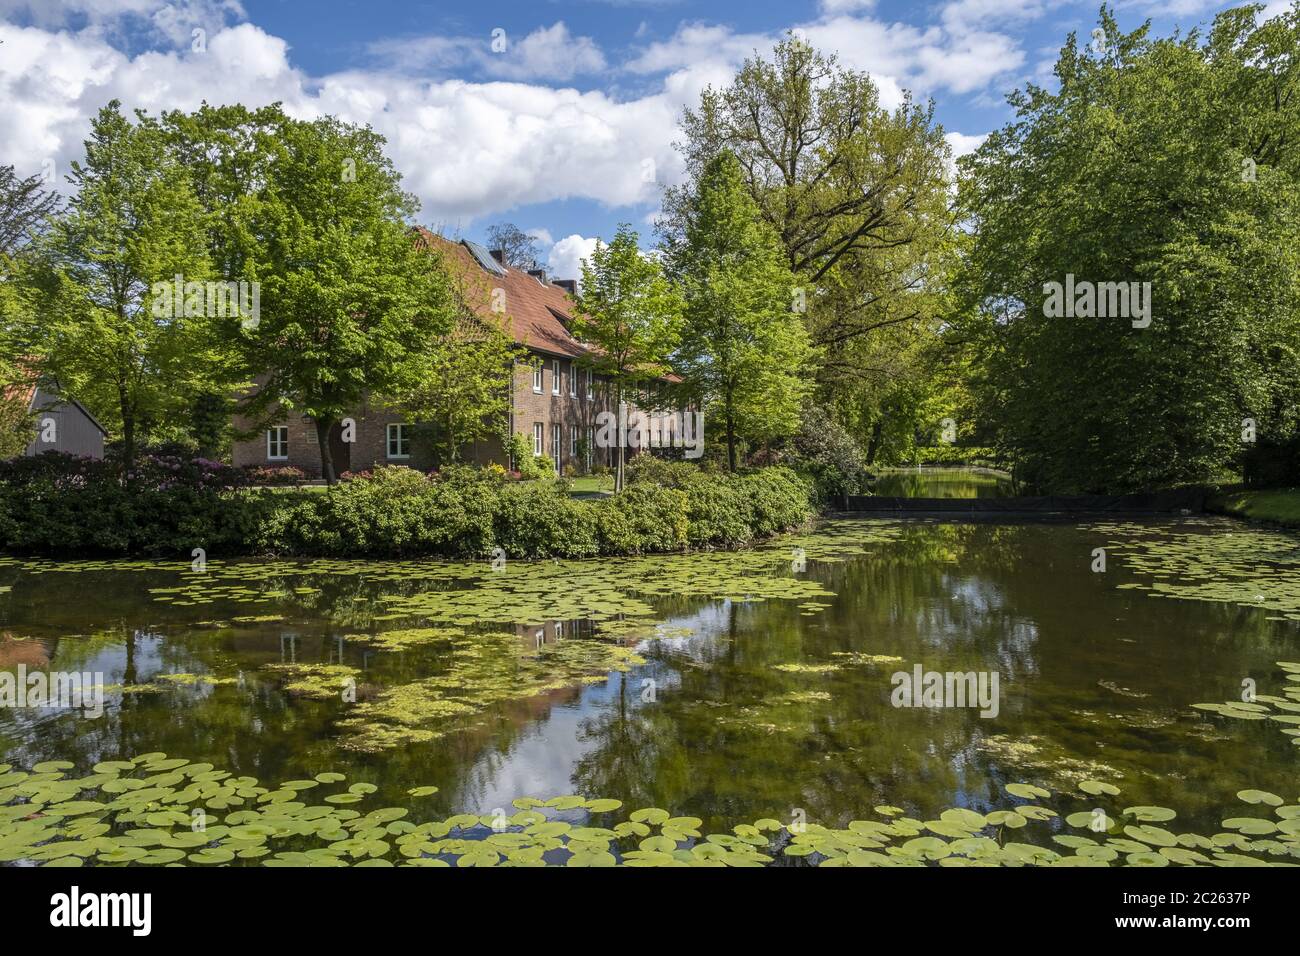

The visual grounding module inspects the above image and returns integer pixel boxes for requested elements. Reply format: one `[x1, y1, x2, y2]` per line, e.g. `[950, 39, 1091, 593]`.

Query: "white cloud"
[1257, 0, 1294, 20]
[939, 0, 1055, 32]
[943, 130, 987, 181]
[628, 12, 1024, 105]
[546, 234, 601, 283]
[625, 22, 767, 75]
[368, 22, 606, 82]
[0, 0, 1023, 230]
[0, 20, 678, 223]
[819, 0, 877, 13]
[945, 131, 987, 157]
[0, 0, 245, 44]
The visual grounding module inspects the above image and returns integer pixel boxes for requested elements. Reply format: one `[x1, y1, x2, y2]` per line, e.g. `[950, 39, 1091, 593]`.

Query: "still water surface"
[871, 467, 1016, 498]
[2, 517, 1298, 836]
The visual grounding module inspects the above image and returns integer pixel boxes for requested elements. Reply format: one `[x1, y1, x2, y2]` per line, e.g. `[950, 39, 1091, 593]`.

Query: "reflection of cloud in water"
[457, 672, 636, 814]
[635, 601, 733, 663]
[456, 605, 725, 812]
[918, 573, 1039, 681]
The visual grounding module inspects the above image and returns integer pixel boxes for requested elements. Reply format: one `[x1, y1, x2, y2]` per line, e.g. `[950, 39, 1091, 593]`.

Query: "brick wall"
[232, 349, 673, 477]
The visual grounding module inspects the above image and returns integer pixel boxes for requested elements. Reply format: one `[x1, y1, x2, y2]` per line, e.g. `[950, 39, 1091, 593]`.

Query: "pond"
[3, 517, 1300, 866]
[871, 467, 1017, 498]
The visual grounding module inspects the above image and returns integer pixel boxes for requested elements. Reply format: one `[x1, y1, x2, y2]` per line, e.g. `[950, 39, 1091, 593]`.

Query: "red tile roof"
[415, 228, 589, 360]
[2, 359, 37, 409]
[1, 381, 35, 408]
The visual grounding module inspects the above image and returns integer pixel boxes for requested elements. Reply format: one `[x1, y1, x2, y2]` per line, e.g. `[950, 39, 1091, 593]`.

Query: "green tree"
[0, 164, 60, 259]
[236, 116, 456, 483]
[399, 309, 525, 465]
[666, 35, 953, 449]
[571, 224, 681, 491]
[958, 5, 1300, 493]
[27, 102, 215, 472]
[664, 152, 816, 470]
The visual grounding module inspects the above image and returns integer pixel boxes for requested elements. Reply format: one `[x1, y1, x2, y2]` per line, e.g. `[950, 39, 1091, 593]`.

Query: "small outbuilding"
[3, 377, 107, 459]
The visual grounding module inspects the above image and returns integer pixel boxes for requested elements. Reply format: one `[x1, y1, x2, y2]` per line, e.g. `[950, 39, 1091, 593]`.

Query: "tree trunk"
[615, 383, 625, 493]
[866, 419, 884, 466]
[315, 417, 337, 485]
[119, 377, 135, 478]
[724, 389, 737, 473]
[121, 414, 136, 478]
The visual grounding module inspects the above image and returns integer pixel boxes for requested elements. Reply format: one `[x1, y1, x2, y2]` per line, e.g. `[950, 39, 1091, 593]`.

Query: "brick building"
[232, 230, 682, 478]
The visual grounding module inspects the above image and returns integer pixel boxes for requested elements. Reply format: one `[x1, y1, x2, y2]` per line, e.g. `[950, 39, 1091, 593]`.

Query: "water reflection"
[1, 519, 1297, 836]
[871, 467, 1016, 498]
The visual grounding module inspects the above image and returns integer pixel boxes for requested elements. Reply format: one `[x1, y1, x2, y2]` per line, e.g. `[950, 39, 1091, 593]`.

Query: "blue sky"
[0, 0, 1285, 278]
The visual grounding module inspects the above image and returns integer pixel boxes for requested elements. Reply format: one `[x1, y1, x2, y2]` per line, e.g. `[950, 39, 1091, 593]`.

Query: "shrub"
[786, 406, 869, 505]
[0, 456, 812, 558]
[494, 482, 599, 558]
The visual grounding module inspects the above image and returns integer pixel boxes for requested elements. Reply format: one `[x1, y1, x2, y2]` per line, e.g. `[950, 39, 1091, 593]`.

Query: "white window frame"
[552, 358, 561, 396]
[386, 423, 411, 460]
[569, 362, 577, 398]
[533, 423, 543, 456]
[585, 427, 594, 469]
[267, 426, 289, 461]
[551, 425, 561, 467]
[570, 424, 578, 458]
[532, 363, 543, 394]
[586, 368, 593, 401]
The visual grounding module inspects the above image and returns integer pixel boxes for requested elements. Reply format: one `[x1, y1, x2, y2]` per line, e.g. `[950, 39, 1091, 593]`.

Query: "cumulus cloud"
[0, 0, 1025, 228]
[0, 20, 678, 223]
[0, 0, 245, 44]
[546, 234, 601, 284]
[627, 10, 1025, 106]
[368, 22, 606, 82]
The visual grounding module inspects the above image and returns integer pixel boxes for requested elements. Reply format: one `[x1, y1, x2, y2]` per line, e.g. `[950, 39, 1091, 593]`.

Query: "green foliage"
[235, 114, 457, 482]
[0, 459, 811, 558]
[664, 151, 815, 470]
[667, 35, 954, 460]
[0, 163, 60, 258]
[398, 310, 526, 465]
[26, 102, 218, 471]
[785, 405, 870, 504]
[571, 224, 682, 491]
[959, 6, 1300, 493]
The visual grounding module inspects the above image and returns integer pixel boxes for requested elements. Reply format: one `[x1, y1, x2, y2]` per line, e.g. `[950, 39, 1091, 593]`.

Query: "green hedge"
[0, 458, 812, 558]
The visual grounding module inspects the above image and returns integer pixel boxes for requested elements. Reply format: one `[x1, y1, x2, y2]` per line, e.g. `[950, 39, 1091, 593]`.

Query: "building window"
[533, 423, 543, 456]
[569, 362, 577, 398]
[386, 423, 411, 459]
[586, 368, 593, 401]
[551, 425, 561, 465]
[532, 363, 543, 393]
[267, 426, 288, 460]
[552, 358, 561, 395]
[585, 427, 594, 469]
[570, 424, 578, 457]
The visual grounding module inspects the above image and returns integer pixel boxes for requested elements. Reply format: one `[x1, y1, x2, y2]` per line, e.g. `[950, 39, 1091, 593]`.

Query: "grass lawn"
[566, 475, 614, 494]
[1211, 487, 1300, 528]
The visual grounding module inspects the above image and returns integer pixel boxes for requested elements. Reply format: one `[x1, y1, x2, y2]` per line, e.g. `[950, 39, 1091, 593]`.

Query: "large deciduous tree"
[663, 151, 815, 470]
[398, 305, 526, 465]
[237, 115, 456, 483]
[570, 224, 681, 492]
[664, 35, 954, 451]
[958, 5, 1300, 493]
[485, 222, 541, 270]
[28, 102, 215, 473]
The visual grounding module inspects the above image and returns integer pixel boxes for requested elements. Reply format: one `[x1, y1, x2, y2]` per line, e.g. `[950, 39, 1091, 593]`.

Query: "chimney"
[551, 278, 576, 295]
[489, 249, 505, 265]
[528, 268, 548, 284]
